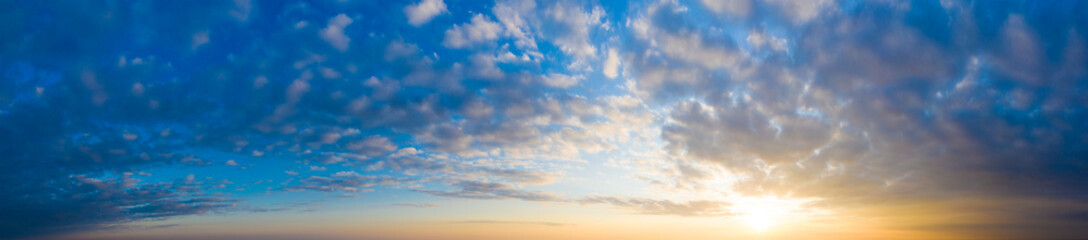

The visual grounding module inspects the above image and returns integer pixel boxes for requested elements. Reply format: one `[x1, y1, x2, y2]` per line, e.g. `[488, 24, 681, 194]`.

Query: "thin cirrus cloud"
[1, 0, 1087, 240]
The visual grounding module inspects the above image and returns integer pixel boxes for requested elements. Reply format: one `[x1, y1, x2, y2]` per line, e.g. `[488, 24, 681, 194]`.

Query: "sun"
[740, 210, 778, 232]
[731, 196, 805, 232]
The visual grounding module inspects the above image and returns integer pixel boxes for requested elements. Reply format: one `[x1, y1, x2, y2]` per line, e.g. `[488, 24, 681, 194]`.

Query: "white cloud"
[603, 49, 621, 79]
[482, 168, 560, 185]
[404, 0, 448, 27]
[746, 32, 787, 52]
[462, 98, 495, 120]
[384, 40, 420, 61]
[443, 14, 503, 49]
[230, 0, 252, 22]
[544, 3, 605, 58]
[763, 0, 833, 25]
[468, 54, 504, 80]
[392, 147, 421, 158]
[660, 33, 742, 70]
[487, 1, 605, 60]
[493, 1, 539, 51]
[347, 136, 398, 156]
[700, 0, 752, 17]
[320, 14, 353, 52]
[542, 73, 583, 88]
[191, 31, 210, 50]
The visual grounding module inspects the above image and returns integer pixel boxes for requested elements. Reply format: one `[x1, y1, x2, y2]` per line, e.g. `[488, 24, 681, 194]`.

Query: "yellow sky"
[57, 197, 1017, 240]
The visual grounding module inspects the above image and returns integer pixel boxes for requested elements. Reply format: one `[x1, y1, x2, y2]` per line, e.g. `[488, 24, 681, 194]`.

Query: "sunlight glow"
[741, 210, 777, 232]
[731, 196, 810, 232]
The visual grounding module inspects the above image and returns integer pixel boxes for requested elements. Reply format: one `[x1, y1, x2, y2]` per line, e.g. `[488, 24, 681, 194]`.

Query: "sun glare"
[731, 196, 808, 232]
[741, 210, 777, 231]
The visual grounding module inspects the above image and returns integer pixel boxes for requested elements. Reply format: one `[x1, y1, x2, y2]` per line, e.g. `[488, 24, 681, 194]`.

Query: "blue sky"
[3, 0, 1088, 239]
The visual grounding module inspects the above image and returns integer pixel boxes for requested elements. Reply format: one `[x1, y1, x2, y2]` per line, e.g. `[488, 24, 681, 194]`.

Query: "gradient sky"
[3, 0, 1088, 239]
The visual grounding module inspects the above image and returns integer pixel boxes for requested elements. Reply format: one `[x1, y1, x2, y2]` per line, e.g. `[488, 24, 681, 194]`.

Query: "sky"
[2, 0, 1088, 239]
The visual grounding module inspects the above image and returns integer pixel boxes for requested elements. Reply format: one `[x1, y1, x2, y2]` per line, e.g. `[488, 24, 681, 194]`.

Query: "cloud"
[443, 14, 503, 49]
[492, 1, 539, 51]
[404, 0, 447, 27]
[393, 203, 438, 208]
[370, 153, 451, 173]
[0, 175, 238, 238]
[746, 31, 787, 52]
[7, 1, 1088, 238]
[762, 0, 833, 25]
[0, 1, 632, 237]
[700, 0, 751, 17]
[658, 33, 742, 70]
[320, 14, 353, 51]
[487, 0, 606, 61]
[540, 2, 606, 58]
[346, 136, 399, 156]
[602, 49, 621, 78]
[628, 0, 1088, 236]
[541, 73, 583, 88]
[579, 196, 732, 217]
[418, 180, 563, 202]
[481, 168, 560, 185]
[191, 31, 210, 50]
[285, 172, 401, 193]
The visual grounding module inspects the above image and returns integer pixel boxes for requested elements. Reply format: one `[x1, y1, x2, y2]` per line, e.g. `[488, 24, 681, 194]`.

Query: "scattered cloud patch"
[320, 14, 353, 51]
[443, 14, 503, 49]
[404, 0, 447, 27]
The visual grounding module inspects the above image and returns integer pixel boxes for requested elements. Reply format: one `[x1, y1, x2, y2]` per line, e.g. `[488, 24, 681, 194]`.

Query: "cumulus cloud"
[541, 73, 583, 88]
[443, 14, 503, 49]
[746, 31, 787, 52]
[370, 152, 451, 173]
[700, 0, 751, 17]
[541, 2, 606, 58]
[320, 14, 353, 51]
[346, 136, 399, 156]
[763, 0, 833, 25]
[602, 49, 621, 79]
[404, 0, 447, 27]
